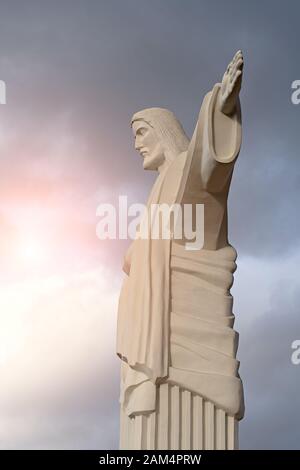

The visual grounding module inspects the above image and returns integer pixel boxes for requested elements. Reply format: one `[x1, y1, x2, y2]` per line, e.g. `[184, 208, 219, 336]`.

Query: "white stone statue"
[117, 50, 245, 450]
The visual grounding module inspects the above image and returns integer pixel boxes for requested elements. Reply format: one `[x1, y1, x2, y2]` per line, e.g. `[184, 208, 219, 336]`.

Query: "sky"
[0, 0, 300, 449]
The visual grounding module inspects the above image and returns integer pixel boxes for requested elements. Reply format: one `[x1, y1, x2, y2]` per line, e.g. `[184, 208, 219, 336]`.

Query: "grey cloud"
[238, 279, 300, 449]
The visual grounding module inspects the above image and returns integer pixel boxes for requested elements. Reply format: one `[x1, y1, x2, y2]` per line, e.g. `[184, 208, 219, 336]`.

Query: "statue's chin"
[143, 157, 157, 171]
[143, 153, 164, 171]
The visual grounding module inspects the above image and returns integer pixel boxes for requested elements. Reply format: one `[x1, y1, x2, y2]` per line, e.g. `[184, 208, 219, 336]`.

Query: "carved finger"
[230, 69, 242, 85]
[232, 58, 243, 76]
[227, 78, 234, 94]
[233, 50, 243, 61]
[226, 63, 232, 75]
[236, 57, 244, 70]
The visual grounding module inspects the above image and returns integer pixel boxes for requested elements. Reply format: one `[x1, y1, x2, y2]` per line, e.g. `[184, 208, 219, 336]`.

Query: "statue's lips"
[140, 151, 148, 158]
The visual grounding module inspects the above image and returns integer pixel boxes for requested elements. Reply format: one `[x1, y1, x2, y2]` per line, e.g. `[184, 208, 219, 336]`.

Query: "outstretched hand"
[219, 50, 244, 115]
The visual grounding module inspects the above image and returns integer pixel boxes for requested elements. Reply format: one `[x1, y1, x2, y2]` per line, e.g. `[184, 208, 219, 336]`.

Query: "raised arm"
[188, 51, 244, 193]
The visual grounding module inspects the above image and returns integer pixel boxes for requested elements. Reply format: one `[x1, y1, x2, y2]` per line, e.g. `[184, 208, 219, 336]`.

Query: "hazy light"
[20, 238, 44, 263]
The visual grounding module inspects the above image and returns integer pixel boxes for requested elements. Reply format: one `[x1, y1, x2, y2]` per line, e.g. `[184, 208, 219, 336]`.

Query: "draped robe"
[117, 83, 244, 420]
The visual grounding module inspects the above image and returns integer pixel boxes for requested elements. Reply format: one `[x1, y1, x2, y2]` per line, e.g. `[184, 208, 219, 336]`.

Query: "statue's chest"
[158, 154, 188, 205]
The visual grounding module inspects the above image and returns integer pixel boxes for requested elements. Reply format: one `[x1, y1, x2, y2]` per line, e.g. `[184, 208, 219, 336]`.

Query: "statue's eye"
[137, 128, 147, 136]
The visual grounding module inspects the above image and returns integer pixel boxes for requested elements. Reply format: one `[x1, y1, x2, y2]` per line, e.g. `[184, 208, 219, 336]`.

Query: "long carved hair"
[131, 107, 189, 163]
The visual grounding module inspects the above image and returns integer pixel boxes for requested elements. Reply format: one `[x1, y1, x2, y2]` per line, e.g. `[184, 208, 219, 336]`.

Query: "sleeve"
[200, 83, 242, 193]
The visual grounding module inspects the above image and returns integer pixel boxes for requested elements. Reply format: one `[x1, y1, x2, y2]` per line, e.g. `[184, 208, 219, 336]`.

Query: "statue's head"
[131, 108, 189, 171]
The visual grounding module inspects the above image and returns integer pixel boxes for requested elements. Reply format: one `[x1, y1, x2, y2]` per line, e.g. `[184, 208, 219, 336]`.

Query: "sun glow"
[19, 237, 46, 265]
[18, 232, 49, 268]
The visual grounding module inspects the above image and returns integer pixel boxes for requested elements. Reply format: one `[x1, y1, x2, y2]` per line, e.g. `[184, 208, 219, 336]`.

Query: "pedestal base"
[120, 383, 238, 450]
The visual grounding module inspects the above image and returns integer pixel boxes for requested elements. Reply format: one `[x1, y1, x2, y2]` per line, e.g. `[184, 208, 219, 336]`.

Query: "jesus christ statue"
[117, 50, 245, 450]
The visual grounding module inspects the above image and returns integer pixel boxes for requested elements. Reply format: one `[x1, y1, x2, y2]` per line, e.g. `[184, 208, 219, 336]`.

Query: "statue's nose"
[135, 139, 142, 151]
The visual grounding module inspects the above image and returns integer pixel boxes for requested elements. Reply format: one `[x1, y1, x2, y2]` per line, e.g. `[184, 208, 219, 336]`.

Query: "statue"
[117, 51, 245, 450]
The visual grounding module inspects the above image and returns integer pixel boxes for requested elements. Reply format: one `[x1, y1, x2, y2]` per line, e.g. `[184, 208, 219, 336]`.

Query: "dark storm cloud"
[1, 0, 299, 258]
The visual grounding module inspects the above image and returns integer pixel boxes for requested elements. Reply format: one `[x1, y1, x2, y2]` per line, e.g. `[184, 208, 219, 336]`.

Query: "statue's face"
[132, 120, 165, 171]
